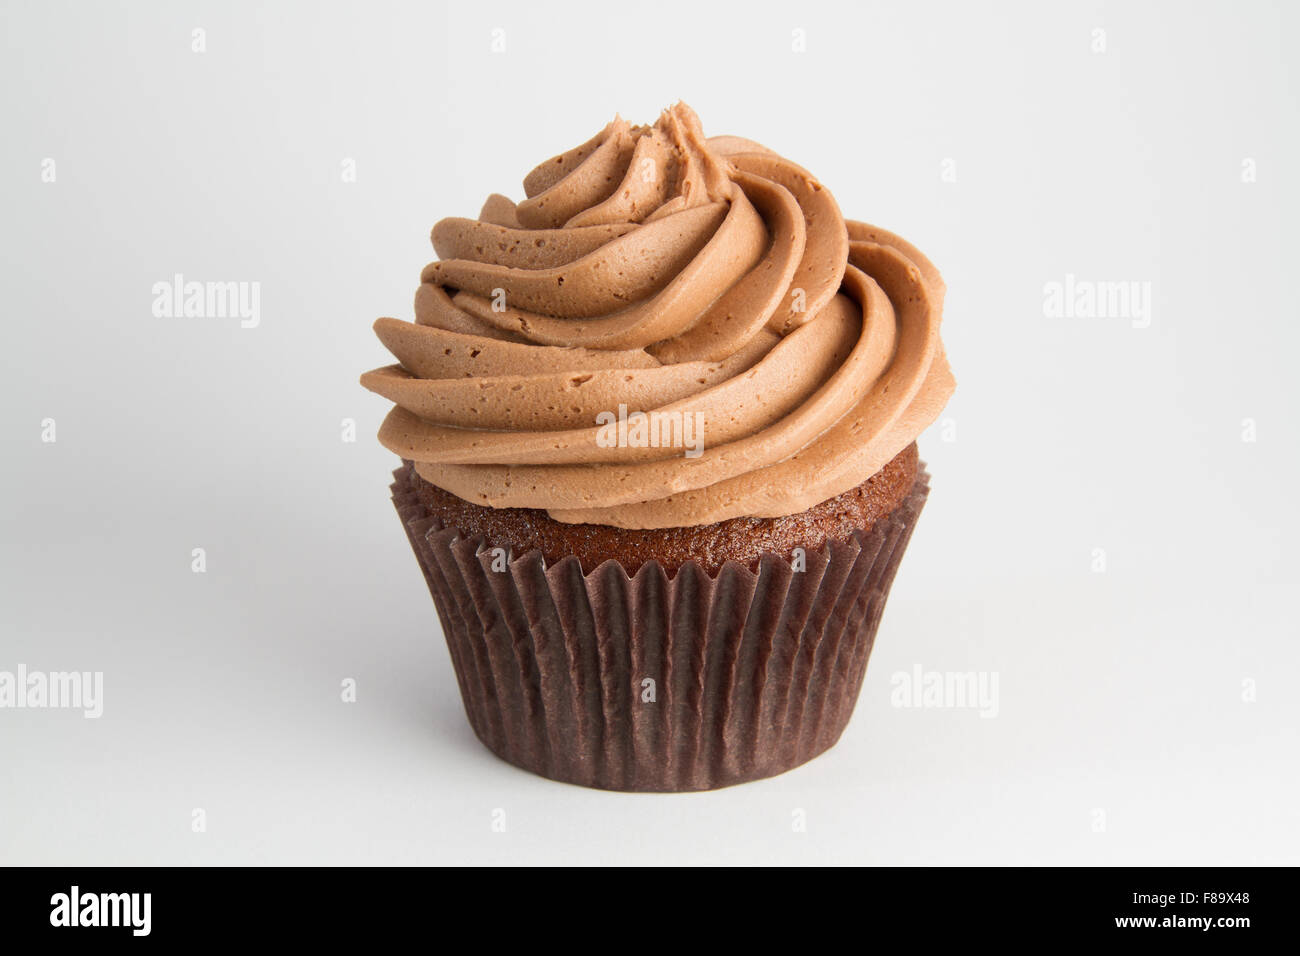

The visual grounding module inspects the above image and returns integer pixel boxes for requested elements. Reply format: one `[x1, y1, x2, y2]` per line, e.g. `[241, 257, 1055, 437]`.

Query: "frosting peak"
[362, 103, 954, 529]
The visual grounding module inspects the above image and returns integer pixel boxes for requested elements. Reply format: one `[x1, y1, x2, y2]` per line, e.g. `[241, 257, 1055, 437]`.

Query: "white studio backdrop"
[1, 0, 1296, 864]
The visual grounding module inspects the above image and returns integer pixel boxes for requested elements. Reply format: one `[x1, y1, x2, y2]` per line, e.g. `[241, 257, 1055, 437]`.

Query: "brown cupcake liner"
[391, 465, 931, 792]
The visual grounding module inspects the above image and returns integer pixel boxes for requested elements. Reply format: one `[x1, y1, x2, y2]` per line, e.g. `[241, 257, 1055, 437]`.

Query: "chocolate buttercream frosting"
[363, 103, 954, 529]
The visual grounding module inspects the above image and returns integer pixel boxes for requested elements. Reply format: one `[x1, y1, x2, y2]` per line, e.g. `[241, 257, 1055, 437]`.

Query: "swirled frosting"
[363, 103, 954, 529]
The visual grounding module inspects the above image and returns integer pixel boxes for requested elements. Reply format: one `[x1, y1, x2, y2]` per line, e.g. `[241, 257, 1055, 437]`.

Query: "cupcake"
[362, 103, 954, 791]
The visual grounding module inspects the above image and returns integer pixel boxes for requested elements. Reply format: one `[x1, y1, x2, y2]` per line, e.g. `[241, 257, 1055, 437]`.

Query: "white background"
[2, 0, 1297, 865]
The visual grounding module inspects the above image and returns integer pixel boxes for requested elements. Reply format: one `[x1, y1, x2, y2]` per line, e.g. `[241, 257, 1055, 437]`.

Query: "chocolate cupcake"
[364, 103, 954, 791]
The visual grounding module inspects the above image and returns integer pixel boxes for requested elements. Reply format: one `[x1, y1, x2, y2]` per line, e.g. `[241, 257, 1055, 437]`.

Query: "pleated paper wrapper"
[390, 465, 930, 792]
